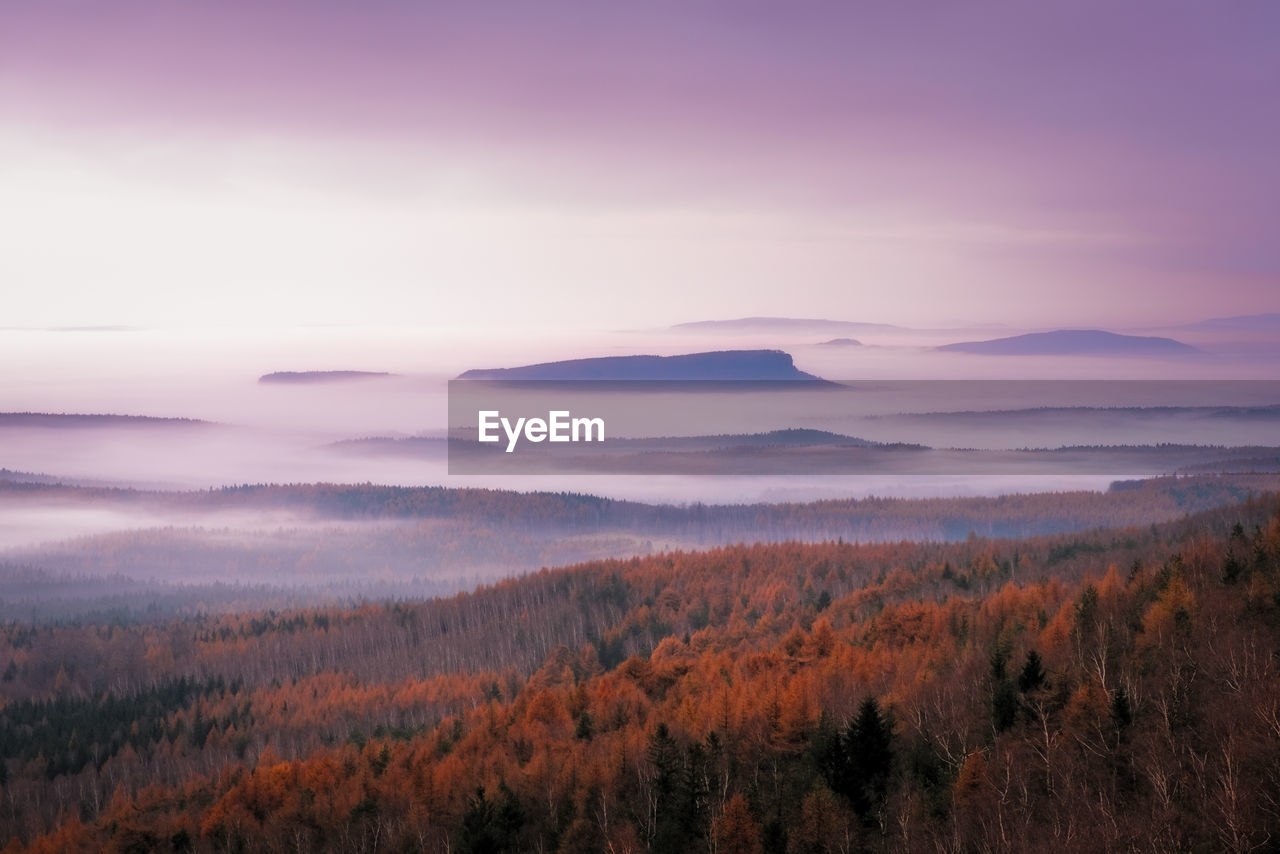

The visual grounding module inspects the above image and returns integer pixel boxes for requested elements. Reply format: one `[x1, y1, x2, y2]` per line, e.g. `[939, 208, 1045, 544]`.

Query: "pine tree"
[845, 696, 894, 815]
[1110, 686, 1132, 729]
[1017, 649, 1046, 693]
[810, 709, 843, 793]
[459, 785, 523, 854]
[992, 680, 1019, 732]
[575, 710, 594, 741]
[648, 723, 696, 851]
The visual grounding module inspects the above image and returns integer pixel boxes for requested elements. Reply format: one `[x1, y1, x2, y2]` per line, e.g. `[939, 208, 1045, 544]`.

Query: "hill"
[9, 474, 1277, 543]
[1, 495, 1278, 852]
[1180, 313, 1280, 332]
[0, 412, 211, 428]
[938, 329, 1199, 356]
[458, 349, 826, 381]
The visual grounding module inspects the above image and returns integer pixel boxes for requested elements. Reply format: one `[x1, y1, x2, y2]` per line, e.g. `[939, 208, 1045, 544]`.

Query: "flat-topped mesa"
[457, 349, 827, 382]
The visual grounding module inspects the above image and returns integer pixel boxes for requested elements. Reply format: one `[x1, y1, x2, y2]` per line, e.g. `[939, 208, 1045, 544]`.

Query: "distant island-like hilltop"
[938, 329, 1199, 356]
[671, 317, 902, 334]
[259, 371, 394, 384]
[1181, 313, 1280, 332]
[458, 349, 826, 381]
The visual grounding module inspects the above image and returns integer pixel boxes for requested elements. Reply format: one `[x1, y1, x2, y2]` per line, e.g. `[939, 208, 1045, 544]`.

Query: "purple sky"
[2, 1, 1277, 329]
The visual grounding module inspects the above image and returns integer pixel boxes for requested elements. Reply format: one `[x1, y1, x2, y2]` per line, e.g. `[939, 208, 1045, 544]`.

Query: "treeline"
[0, 566, 337, 623]
[0, 496, 1278, 851]
[11, 476, 1279, 622]
[8, 472, 1280, 543]
[5, 522, 646, 617]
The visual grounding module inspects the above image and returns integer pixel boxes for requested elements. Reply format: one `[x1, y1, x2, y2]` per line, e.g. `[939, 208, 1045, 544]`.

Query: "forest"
[1, 490, 1278, 852]
[6, 0, 1279, 850]
[6, 474, 1280, 622]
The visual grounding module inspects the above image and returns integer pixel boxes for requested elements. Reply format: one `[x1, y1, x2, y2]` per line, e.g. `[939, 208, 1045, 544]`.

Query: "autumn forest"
[2, 482, 1279, 853]
[8, 0, 1280, 849]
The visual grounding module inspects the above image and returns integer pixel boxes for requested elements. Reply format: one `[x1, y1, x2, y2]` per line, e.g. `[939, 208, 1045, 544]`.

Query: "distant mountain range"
[817, 338, 863, 347]
[259, 371, 394, 384]
[938, 329, 1199, 356]
[871, 403, 1280, 422]
[0, 413, 211, 428]
[668, 314, 1280, 343]
[458, 349, 826, 381]
[332, 429, 884, 461]
[1179, 313, 1280, 332]
[328, 436, 445, 457]
[670, 317, 904, 334]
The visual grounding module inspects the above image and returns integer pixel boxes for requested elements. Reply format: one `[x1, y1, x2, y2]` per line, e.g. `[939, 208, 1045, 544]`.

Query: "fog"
[2, 322, 1278, 586]
[2, 324, 1279, 488]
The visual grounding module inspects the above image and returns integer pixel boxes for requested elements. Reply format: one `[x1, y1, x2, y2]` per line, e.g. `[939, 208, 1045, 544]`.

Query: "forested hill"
[456, 349, 825, 381]
[6, 474, 1279, 542]
[2, 495, 1279, 852]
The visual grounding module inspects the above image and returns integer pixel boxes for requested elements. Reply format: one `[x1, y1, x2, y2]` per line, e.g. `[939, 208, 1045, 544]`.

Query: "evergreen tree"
[648, 723, 698, 851]
[989, 643, 1021, 731]
[989, 642, 1011, 682]
[845, 696, 894, 815]
[992, 680, 1019, 732]
[575, 710, 594, 741]
[458, 785, 523, 854]
[1017, 649, 1046, 693]
[810, 709, 843, 792]
[1110, 686, 1133, 729]
[458, 787, 499, 854]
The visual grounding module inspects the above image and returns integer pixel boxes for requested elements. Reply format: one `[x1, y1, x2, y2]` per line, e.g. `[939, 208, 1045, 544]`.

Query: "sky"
[2, 1, 1278, 331]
